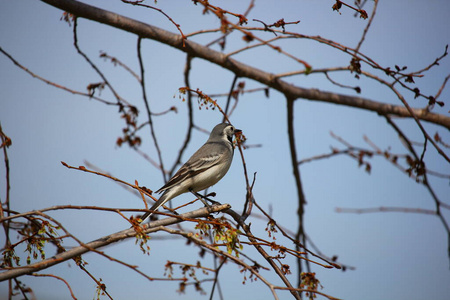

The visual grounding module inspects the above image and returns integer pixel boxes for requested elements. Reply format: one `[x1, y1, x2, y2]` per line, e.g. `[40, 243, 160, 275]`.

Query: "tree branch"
[0, 204, 230, 282]
[40, 0, 450, 128]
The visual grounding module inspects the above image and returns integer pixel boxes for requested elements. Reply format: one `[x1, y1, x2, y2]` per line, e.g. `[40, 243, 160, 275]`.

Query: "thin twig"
[354, 0, 378, 54]
[121, 0, 187, 46]
[336, 206, 437, 215]
[29, 273, 77, 299]
[0, 47, 116, 105]
[222, 75, 239, 122]
[137, 37, 167, 182]
[286, 97, 310, 291]
[73, 18, 127, 105]
[169, 54, 195, 177]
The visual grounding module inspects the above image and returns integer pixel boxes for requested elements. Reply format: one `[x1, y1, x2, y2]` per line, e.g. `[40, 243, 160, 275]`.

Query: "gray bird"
[140, 123, 241, 222]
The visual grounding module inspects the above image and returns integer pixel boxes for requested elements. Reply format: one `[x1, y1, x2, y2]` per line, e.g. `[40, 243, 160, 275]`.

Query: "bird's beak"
[234, 128, 242, 135]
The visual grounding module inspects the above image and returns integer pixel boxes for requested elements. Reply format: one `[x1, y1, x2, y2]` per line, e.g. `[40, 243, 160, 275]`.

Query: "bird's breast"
[189, 160, 232, 192]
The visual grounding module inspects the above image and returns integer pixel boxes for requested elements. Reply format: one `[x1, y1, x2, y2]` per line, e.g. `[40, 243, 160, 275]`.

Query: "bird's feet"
[189, 190, 221, 208]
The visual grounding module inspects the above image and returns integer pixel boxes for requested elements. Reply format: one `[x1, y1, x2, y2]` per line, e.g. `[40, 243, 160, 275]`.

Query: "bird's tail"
[139, 191, 171, 223]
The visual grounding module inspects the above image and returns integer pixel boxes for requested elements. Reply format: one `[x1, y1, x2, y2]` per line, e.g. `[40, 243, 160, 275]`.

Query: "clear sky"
[1, 0, 449, 299]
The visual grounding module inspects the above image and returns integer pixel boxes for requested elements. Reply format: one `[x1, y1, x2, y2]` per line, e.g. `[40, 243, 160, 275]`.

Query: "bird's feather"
[156, 142, 229, 193]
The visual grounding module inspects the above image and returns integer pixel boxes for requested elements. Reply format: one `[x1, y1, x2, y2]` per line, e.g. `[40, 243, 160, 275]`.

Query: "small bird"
[140, 123, 241, 222]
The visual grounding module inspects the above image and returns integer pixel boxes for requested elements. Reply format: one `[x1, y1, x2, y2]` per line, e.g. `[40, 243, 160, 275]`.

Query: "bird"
[139, 123, 241, 223]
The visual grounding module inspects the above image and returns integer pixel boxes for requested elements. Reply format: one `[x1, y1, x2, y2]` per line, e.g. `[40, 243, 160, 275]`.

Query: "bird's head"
[210, 123, 241, 144]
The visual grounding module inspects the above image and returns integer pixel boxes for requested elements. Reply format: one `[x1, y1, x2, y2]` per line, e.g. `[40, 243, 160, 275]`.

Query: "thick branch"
[0, 204, 230, 282]
[41, 0, 450, 128]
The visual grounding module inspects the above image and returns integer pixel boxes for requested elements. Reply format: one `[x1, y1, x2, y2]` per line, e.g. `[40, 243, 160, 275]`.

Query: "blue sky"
[1, 0, 449, 299]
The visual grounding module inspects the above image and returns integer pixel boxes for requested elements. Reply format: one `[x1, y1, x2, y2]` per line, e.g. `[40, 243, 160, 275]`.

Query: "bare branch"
[0, 47, 116, 105]
[136, 37, 167, 182]
[29, 273, 77, 299]
[336, 206, 437, 215]
[40, 0, 450, 128]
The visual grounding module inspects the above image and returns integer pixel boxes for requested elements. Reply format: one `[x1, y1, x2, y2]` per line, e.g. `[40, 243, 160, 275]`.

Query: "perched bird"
[140, 123, 241, 222]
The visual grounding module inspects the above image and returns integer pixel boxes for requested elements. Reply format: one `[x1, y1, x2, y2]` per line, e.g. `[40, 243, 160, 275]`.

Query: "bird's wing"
[156, 142, 227, 193]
